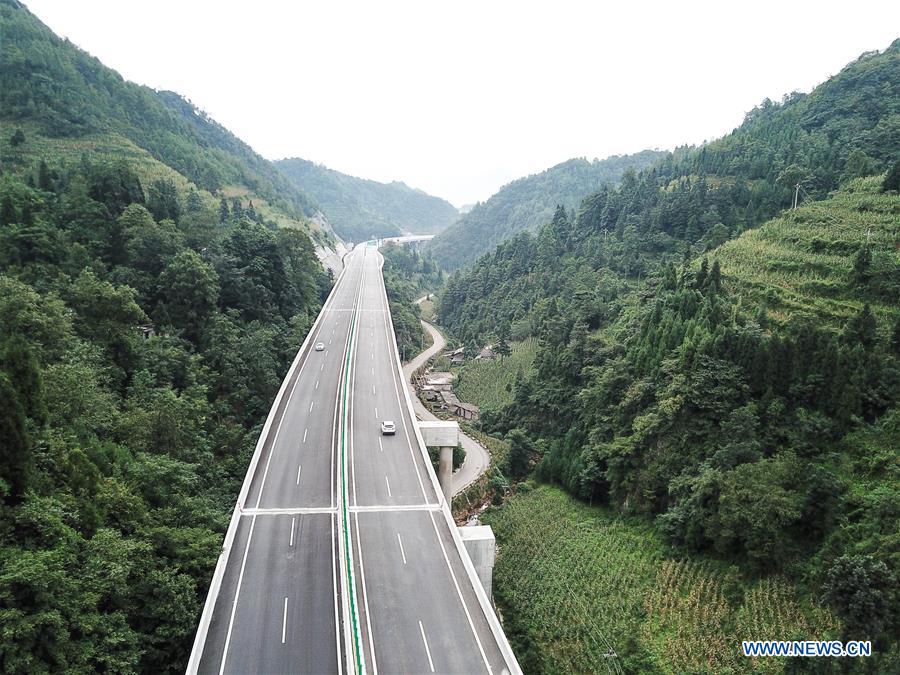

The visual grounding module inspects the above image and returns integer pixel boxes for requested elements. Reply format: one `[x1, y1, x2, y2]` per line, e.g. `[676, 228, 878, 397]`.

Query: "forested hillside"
[440, 41, 900, 669]
[428, 151, 663, 270]
[380, 242, 444, 359]
[0, 0, 333, 243]
[0, 2, 332, 670]
[277, 157, 459, 242]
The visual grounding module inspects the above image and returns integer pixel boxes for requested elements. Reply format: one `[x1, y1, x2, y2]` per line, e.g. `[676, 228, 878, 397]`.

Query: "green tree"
[822, 554, 898, 646]
[37, 159, 54, 191]
[851, 245, 871, 286]
[66, 269, 148, 371]
[843, 149, 873, 180]
[157, 250, 219, 343]
[714, 454, 803, 571]
[505, 428, 533, 479]
[881, 159, 900, 193]
[0, 373, 30, 500]
[0, 196, 16, 225]
[0, 335, 47, 426]
[495, 328, 511, 359]
[123, 208, 185, 279]
[842, 303, 877, 351]
[708, 259, 722, 294]
[185, 189, 203, 214]
[147, 178, 181, 223]
[218, 197, 230, 223]
[9, 128, 25, 146]
[0, 276, 74, 362]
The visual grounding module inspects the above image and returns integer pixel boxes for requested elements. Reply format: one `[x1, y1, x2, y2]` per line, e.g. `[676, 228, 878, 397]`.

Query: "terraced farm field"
[454, 338, 537, 412]
[483, 485, 840, 674]
[716, 177, 898, 329]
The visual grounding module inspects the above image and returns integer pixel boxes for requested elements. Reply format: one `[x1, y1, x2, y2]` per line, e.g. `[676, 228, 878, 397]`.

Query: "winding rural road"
[402, 314, 491, 497]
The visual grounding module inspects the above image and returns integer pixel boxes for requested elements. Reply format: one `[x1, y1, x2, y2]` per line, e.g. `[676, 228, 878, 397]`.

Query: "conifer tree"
[0, 373, 30, 501]
[851, 245, 871, 286]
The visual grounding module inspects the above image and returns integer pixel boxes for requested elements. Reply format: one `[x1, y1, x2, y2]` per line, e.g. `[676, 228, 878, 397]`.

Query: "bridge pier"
[437, 445, 454, 500]
[418, 420, 459, 500]
[459, 525, 496, 599]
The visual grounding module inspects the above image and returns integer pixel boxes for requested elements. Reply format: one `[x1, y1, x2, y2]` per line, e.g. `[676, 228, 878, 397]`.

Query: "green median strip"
[341, 281, 364, 674]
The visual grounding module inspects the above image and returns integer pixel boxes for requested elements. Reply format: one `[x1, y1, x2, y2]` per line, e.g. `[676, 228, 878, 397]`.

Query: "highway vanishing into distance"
[189, 243, 519, 674]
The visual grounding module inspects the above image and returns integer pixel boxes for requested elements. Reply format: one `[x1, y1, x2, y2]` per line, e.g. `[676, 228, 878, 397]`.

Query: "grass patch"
[453, 338, 537, 412]
[483, 485, 839, 674]
[419, 296, 436, 321]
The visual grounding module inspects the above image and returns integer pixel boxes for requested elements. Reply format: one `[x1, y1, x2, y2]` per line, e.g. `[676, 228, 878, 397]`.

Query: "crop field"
[716, 177, 898, 329]
[454, 338, 537, 412]
[483, 485, 839, 674]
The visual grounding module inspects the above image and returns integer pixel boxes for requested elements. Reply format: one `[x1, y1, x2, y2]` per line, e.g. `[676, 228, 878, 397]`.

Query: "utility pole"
[793, 182, 800, 210]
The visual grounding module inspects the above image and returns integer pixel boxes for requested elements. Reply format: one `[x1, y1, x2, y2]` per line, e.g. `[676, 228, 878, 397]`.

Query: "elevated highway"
[189, 243, 519, 674]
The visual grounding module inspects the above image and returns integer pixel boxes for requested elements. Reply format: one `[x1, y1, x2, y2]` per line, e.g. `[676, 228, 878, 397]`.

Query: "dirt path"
[403, 317, 491, 496]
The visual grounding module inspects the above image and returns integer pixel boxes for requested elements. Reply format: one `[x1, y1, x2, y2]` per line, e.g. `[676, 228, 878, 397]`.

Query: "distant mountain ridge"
[428, 150, 665, 270]
[276, 157, 459, 242]
[0, 0, 333, 242]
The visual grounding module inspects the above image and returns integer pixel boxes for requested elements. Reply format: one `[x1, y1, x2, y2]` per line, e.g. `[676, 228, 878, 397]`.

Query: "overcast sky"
[24, 0, 900, 206]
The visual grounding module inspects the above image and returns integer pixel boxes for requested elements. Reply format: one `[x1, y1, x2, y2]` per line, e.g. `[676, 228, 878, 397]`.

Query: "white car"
[315, 342, 325, 351]
[381, 420, 396, 435]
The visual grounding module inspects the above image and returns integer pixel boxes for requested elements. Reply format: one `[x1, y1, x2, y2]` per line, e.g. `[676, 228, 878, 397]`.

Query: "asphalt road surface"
[193, 243, 517, 674]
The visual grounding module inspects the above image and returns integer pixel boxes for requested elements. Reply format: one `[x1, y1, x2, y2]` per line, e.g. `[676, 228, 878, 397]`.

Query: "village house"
[445, 347, 466, 365]
[438, 390, 480, 421]
[476, 345, 495, 361]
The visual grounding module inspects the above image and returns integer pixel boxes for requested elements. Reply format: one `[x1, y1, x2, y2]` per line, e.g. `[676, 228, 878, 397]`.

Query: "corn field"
[715, 178, 898, 329]
[484, 486, 839, 674]
[454, 338, 537, 411]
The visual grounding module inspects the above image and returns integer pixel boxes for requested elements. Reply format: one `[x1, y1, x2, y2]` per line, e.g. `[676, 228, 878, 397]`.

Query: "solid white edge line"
[331, 514, 342, 675]
[349, 294, 360, 510]
[217, 514, 258, 675]
[419, 621, 435, 673]
[428, 510, 491, 674]
[376, 259, 430, 502]
[191, 257, 348, 670]
[217, 289, 320, 671]
[375, 245, 522, 674]
[354, 511, 378, 675]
